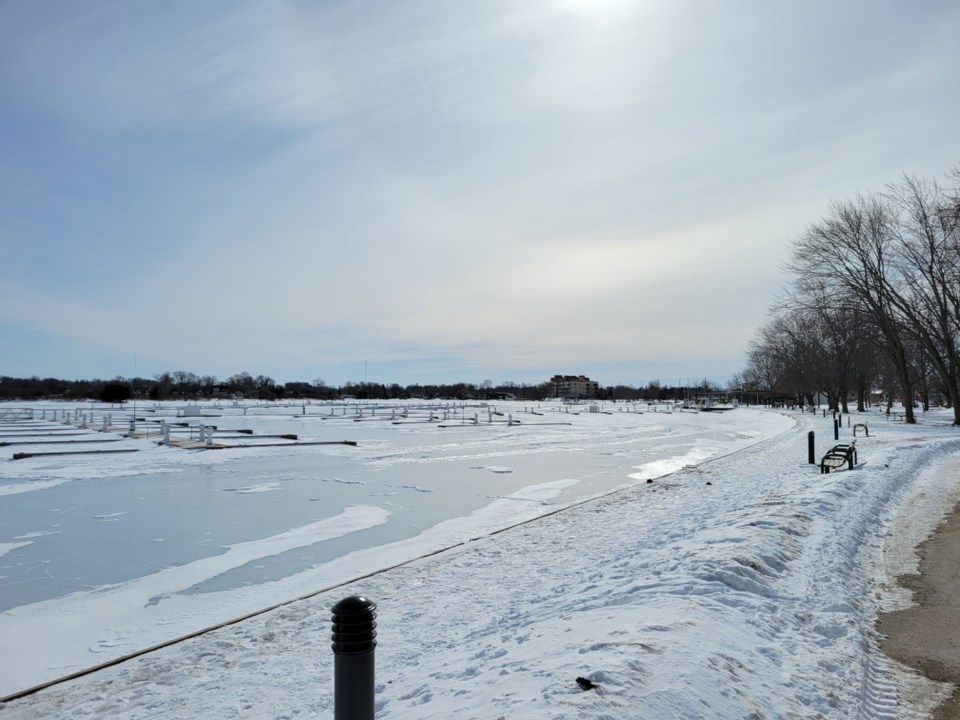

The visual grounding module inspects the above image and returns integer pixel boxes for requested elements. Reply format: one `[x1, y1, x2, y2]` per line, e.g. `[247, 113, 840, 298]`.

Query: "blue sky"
[1, 0, 958, 387]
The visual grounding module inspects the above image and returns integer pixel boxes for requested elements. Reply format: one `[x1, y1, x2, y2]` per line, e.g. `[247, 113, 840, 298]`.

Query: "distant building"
[549, 374, 600, 400]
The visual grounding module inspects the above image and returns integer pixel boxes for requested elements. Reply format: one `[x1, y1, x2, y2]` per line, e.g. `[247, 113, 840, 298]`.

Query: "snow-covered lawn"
[2, 405, 959, 718]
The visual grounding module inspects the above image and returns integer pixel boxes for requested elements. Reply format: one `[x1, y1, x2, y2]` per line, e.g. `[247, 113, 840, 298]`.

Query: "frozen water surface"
[0, 403, 776, 610]
[0, 400, 791, 696]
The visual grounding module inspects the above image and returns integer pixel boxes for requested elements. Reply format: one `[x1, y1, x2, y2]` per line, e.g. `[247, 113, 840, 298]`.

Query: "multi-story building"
[549, 374, 600, 400]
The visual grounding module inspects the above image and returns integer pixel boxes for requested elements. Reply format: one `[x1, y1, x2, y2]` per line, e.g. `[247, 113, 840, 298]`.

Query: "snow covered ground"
[2, 402, 959, 718]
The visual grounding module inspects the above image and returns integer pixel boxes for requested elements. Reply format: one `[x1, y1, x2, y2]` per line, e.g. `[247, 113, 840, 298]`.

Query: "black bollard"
[332, 596, 377, 720]
[833, 419, 839, 440]
[808, 431, 815, 464]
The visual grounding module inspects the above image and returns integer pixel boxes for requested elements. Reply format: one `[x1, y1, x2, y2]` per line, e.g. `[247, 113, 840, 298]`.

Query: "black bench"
[852, 423, 869, 438]
[820, 442, 857, 474]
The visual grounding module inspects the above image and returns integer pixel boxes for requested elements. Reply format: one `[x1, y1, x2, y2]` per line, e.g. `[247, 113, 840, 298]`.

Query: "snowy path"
[3, 409, 960, 718]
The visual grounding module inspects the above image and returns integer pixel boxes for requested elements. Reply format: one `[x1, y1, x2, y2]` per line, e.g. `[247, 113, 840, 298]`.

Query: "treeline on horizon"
[0, 372, 725, 404]
[736, 165, 960, 425]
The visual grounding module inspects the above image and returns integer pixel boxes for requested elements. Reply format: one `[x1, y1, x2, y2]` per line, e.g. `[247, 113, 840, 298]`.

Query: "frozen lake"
[0, 400, 792, 695]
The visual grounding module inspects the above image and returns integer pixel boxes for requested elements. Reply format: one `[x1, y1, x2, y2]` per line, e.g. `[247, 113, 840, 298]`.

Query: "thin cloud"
[1, 1, 959, 384]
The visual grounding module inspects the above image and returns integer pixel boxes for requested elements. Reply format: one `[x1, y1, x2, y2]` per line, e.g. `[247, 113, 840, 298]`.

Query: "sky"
[1, 0, 958, 387]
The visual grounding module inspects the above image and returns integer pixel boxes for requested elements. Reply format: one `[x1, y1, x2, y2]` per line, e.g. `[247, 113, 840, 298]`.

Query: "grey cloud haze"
[1, 0, 958, 385]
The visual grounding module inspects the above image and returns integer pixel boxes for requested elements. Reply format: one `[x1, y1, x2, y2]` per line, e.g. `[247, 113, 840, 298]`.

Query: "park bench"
[820, 441, 857, 474]
[852, 423, 869, 437]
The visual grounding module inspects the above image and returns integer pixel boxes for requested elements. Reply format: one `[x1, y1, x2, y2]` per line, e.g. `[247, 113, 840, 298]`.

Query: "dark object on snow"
[576, 677, 597, 691]
[646, 478, 653, 484]
[332, 595, 377, 720]
[706, 481, 712, 485]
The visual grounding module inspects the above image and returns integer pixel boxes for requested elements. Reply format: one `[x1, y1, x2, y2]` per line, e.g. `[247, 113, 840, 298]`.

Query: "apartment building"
[549, 374, 600, 399]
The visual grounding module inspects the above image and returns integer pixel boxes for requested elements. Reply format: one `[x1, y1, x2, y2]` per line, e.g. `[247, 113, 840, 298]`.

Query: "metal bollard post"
[834, 419, 839, 440]
[331, 596, 377, 720]
[808, 431, 815, 464]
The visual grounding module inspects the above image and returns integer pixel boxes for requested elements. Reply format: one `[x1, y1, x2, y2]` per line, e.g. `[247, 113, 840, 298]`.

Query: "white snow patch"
[226, 483, 282, 494]
[12, 530, 60, 540]
[0, 541, 32, 557]
[0, 478, 73, 496]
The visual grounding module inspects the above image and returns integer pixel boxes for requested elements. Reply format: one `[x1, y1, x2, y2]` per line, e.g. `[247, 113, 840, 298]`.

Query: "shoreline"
[880, 494, 960, 719]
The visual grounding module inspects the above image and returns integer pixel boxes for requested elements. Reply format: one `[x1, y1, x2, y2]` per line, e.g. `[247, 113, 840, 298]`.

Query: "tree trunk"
[946, 381, 960, 425]
[890, 346, 917, 423]
[902, 374, 917, 424]
[840, 388, 851, 414]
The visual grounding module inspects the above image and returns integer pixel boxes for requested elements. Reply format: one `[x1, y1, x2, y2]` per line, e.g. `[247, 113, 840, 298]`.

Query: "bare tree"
[788, 195, 919, 422]
[883, 174, 960, 422]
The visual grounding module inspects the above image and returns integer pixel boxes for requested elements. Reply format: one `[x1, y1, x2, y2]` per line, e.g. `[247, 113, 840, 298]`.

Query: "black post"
[808, 431, 815, 464]
[833, 419, 839, 440]
[332, 596, 377, 720]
